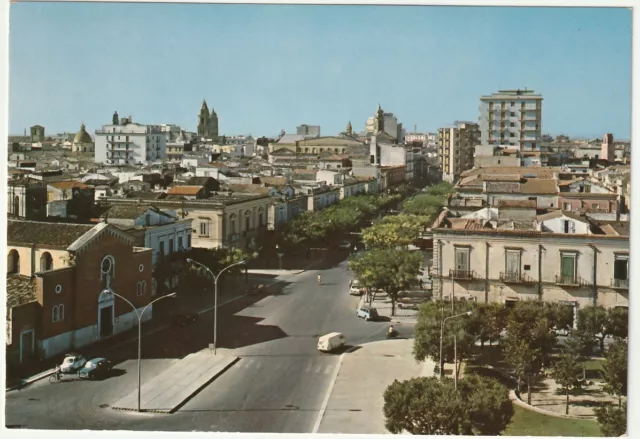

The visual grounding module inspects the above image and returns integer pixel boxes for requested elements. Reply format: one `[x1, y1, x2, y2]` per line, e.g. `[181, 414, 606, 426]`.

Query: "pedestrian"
[419, 279, 424, 290]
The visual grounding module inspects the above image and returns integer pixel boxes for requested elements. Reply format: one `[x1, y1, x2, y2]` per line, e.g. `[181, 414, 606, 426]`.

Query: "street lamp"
[98, 289, 177, 412]
[186, 258, 246, 354]
[275, 244, 284, 271]
[438, 310, 472, 380]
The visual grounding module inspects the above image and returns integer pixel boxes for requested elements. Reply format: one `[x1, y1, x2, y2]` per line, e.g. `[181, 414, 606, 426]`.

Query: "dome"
[74, 123, 93, 144]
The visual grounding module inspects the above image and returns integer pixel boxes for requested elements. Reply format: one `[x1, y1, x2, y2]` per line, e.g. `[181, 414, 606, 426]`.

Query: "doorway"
[100, 306, 114, 338]
[20, 330, 34, 363]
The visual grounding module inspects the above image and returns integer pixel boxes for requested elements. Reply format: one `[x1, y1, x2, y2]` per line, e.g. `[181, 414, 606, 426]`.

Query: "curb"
[509, 389, 597, 420]
[311, 344, 359, 433]
[6, 369, 57, 391]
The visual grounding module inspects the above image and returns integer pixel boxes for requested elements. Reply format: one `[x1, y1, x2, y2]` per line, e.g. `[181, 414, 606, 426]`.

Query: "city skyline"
[9, 3, 632, 139]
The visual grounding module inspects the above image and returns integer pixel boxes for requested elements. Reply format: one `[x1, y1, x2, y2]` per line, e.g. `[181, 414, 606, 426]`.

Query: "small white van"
[317, 332, 346, 353]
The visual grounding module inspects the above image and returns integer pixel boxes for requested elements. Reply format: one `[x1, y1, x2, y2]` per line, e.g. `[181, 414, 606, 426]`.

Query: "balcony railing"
[449, 269, 476, 280]
[555, 275, 589, 287]
[611, 279, 629, 289]
[500, 272, 536, 284]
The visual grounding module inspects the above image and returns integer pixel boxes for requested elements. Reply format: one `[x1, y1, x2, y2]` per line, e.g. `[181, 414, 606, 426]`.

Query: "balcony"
[611, 279, 629, 290]
[449, 269, 476, 280]
[555, 275, 589, 287]
[500, 272, 536, 284]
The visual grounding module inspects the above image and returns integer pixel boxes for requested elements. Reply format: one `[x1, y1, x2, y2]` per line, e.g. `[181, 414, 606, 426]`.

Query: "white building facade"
[95, 117, 167, 165]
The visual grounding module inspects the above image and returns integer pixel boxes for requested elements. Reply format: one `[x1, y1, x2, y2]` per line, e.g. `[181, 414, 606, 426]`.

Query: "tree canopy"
[595, 403, 627, 437]
[601, 338, 628, 407]
[383, 375, 513, 435]
[361, 214, 431, 249]
[348, 248, 422, 316]
[551, 351, 583, 415]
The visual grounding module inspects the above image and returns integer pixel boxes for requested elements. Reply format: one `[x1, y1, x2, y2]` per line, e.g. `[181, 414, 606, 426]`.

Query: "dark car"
[77, 357, 113, 380]
[174, 310, 198, 327]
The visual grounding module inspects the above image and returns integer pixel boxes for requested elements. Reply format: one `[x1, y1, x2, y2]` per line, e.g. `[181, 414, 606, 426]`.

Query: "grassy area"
[505, 405, 602, 437]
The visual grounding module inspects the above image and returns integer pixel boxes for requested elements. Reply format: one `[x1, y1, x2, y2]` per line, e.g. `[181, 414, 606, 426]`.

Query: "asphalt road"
[5, 257, 414, 432]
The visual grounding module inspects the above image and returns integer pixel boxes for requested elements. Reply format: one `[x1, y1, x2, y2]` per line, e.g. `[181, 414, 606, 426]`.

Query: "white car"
[60, 353, 87, 373]
[339, 241, 352, 250]
[350, 280, 364, 296]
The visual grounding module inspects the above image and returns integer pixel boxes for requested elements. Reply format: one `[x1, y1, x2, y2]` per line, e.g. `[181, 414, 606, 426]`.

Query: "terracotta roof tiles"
[8, 220, 94, 247]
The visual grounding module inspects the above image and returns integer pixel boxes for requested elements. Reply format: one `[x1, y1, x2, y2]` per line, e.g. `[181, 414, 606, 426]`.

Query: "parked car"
[317, 332, 346, 352]
[339, 240, 352, 250]
[349, 279, 364, 295]
[77, 357, 113, 380]
[60, 353, 87, 373]
[356, 307, 379, 321]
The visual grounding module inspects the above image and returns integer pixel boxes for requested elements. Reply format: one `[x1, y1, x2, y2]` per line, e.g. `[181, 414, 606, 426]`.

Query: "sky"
[8, 3, 632, 139]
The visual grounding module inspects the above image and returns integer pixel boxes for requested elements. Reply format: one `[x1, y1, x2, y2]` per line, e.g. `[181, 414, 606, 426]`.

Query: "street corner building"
[6, 219, 153, 371]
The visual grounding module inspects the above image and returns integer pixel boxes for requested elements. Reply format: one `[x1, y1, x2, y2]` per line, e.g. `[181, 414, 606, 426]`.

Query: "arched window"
[7, 249, 19, 274]
[100, 255, 115, 281]
[40, 252, 53, 272]
[230, 214, 237, 234]
[137, 281, 146, 296]
[52, 304, 64, 322]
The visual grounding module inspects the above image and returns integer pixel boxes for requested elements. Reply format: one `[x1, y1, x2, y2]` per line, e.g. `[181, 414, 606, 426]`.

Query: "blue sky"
[8, 3, 632, 139]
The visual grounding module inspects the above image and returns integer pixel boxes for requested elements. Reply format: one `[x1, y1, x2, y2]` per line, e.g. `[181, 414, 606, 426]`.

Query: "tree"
[413, 300, 477, 378]
[383, 375, 513, 435]
[607, 307, 628, 339]
[422, 182, 454, 198]
[402, 194, 444, 217]
[544, 302, 575, 333]
[504, 301, 556, 404]
[601, 338, 628, 407]
[575, 305, 608, 353]
[469, 302, 507, 347]
[551, 351, 583, 415]
[457, 374, 515, 435]
[361, 214, 430, 249]
[348, 248, 421, 316]
[595, 404, 627, 437]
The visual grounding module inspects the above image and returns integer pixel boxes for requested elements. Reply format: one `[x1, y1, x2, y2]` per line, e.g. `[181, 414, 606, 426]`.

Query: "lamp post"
[438, 310, 472, 380]
[98, 289, 177, 412]
[186, 258, 246, 354]
[275, 244, 284, 271]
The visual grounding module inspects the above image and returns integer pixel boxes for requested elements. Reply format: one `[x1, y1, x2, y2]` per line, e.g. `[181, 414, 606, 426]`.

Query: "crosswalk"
[234, 357, 336, 376]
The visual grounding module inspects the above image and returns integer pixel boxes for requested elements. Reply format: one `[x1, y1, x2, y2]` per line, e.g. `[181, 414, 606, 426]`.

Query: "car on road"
[77, 357, 113, 380]
[60, 353, 87, 373]
[349, 279, 364, 295]
[338, 240, 352, 250]
[317, 332, 346, 352]
[356, 306, 379, 321]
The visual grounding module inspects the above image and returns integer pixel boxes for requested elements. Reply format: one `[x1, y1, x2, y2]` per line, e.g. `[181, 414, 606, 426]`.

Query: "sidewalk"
[314, 338, 436, 434]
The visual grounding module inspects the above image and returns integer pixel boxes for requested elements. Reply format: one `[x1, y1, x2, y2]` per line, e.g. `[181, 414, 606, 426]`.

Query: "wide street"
[5, 256, 415, 432]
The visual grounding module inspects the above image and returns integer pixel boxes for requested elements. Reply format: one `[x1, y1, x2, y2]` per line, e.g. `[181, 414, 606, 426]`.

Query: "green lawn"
[505, 405, 602, 437]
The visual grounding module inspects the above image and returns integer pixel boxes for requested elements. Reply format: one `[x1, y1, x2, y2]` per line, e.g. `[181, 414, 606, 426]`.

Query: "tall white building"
[94, 113, 167, 165]
[479, 89, 543, 151]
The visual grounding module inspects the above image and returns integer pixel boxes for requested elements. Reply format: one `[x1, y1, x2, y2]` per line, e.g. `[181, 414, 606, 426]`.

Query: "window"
[563, 203, 571, 211]
[454, 247, 470, 276]
[40, 252, 53, 272]
[591, 203, 598, 209]
[145, 214, 151, 226]
[100, 255, 115, 281]
[200, 221, 209, 236]
[137, 281, 146, 296]
[613, 254, 628, 288]
[245, 217, 250, 231]
[564, 220, 575, 234]
[52, 304, 64, 323]
[169, 238, 174, 253]
[8, 249, 20, 274]
[187, 234, 192, 248]
[510, 112, 515, 117]
[177, 236, 183, 251]
[505, 250, 521, 281]
[560, 252, 577, 284]
[159, 241, 165, 257]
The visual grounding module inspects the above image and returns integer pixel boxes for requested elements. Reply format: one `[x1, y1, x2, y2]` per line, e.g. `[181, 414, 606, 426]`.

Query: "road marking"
[305, 364, 312, 373]
[314, 365, 322, 374]
[312, 353, 350, 433]
[324, 365, 333, 375]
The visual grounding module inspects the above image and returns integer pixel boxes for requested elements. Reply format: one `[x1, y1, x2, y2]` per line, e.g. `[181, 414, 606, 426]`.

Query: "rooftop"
[497, 199, 537, 209]
[167, 185, 203, 196]
[6, 275, 38, 311]
[49, 180, 91, 190]
[8, 220, 94, 248]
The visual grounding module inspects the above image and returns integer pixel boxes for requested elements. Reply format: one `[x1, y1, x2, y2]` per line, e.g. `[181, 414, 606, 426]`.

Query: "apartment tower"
[437, 121, 480, 183]
[479, 89, 543, 151]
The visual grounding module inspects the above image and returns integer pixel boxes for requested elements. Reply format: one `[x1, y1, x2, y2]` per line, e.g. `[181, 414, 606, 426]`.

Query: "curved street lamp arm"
[216, 260, 246, 282]
[100, 290, 138, 318]
[186, 258, 215, 278]
[141, 292, 177, 318]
